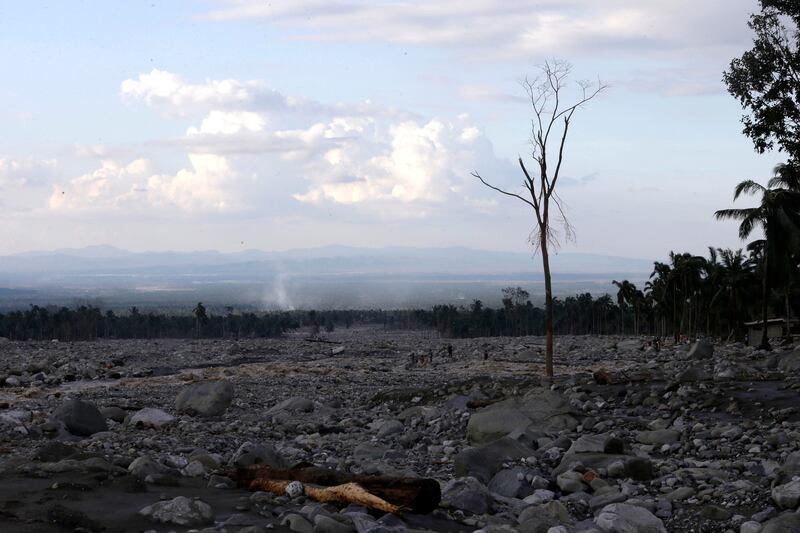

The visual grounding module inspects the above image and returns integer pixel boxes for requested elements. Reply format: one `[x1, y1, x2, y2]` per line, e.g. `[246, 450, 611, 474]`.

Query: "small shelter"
[744, 317, 800, 346]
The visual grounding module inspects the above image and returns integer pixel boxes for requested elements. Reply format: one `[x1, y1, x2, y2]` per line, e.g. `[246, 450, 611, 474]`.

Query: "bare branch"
[548, 115, 571, 196]
[472, 171, 536, 209]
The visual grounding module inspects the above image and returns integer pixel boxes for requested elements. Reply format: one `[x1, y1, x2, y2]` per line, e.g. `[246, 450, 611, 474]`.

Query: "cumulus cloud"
[293, 115, 498, 207]
[202, 0, 754, 58]
[49, 155, 237, 213]
[146, 153, 237, 211]
[120, 69, 305, 115]
[55, 69, 513, 218]
[120, 69, 400, 118]
[0, 157, 57, 186]
[187, 110, 267, 136]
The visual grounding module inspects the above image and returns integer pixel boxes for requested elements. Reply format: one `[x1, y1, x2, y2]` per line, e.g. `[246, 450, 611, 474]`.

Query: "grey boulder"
[175, 380, 234, 417]
[595, 503, 666, 533]
[441, 476, 492, 515]
[138, 496, 213, 526]
[52, 399, 107, 436]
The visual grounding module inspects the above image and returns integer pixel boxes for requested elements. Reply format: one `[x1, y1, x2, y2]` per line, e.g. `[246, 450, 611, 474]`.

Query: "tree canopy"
[724, 0, 800, 161]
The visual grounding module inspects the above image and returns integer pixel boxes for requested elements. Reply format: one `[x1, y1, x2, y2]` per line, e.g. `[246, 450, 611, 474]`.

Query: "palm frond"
[733, 179, 766, 200]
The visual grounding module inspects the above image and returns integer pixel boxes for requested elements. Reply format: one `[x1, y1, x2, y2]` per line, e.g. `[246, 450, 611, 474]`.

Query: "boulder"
[779, 349, 800, 372]
[556, 471, 586, 494]
[467, 407, 532, 445]
[488, 467, 534, 499]
[454, 437, 535, 484]
[230, 442, 288, 469]
[100, 406, 127, 423]
[466, 388, 577, 445]
[441, 477, 492, 515]
[595, 503, 667, 533]
[762, 511, 800, 533]
[376, 419, 404, 438]
[129, 408, 175, 428]
[554, 453, 653, 481]
[688, 341, 714, 360]
[268, 396, 314, 414]
[517, 502, 571, 533]
[52, 399, 107, 436]
[128, 456, 169, 478]
[773, 480, 800, 509]
[776, 452, 800, 486]
[567, 433, 625, 455]
[353, 442, 389, 461]
[175, 380, 234, 417]
[138, 496, 213, 526]
[677, 365, 711, 382]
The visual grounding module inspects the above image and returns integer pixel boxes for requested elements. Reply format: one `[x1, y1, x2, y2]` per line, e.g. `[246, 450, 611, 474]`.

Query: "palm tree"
[193, 302, 209, 338]
[612, 280, 627, 335]
[612, 280, 640, 335]
[714, 248, 757, 340]
[715, 170, 800, 349]
[647, 262, 673, 339]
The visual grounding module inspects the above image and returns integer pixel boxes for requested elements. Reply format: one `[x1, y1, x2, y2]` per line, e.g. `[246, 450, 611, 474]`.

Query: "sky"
[0, 0, 786, 259]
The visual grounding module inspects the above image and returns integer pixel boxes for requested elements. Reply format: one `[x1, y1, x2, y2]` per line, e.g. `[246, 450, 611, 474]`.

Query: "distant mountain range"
[0, 245, 655, 311]
[0, 244, 653, 276]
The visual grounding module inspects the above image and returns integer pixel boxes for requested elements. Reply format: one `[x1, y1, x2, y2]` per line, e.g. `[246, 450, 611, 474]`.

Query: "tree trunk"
[760, 253, 771, 350]
[234, 465, 441, 514]
[541, 232, 554, 378]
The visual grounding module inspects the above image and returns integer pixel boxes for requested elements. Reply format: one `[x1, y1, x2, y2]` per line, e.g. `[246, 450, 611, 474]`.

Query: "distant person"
[483, 350, 489, 361]
[448, 344, 453, 359]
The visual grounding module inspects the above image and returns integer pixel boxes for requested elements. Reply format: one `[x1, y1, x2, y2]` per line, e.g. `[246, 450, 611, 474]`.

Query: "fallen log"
[233, 464, 441, 514]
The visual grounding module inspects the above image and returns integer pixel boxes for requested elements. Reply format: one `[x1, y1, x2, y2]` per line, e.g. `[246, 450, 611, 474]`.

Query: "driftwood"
[593, 367, 653, 385]
[233, 464, 441, 514]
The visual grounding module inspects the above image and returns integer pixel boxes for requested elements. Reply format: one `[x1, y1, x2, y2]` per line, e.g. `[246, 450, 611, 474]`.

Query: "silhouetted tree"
[715, 173, 800, 348]
[725, 0, 800, 163]
[473, 60, 606, 377]
[193, 302, 209, 338]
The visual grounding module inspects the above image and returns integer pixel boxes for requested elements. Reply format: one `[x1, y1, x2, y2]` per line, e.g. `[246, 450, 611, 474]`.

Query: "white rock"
[129, 408, 175, 428]
[595, 503, 667, 533]
[138, 496, 213, 526]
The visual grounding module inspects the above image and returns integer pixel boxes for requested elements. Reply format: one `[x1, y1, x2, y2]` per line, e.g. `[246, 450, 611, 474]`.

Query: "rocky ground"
[1, 327, 800, 532]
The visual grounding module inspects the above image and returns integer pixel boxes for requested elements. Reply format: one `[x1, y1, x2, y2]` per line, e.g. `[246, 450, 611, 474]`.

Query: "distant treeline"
[1, 250, 797, 342]
[0, 305, 297, 341]
[0, 305, 426, 342]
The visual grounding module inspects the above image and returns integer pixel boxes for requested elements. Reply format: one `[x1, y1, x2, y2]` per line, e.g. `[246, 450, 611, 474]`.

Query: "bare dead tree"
[473, 60, 606, 377]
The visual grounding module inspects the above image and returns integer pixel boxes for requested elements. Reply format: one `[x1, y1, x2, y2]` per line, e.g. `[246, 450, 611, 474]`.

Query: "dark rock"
[454, 437, 535, 484]
[52, 399, 107, 436]
[688, 341, 714, 360]
[230, 442, 288, 469]
[441, 477, 492, 515]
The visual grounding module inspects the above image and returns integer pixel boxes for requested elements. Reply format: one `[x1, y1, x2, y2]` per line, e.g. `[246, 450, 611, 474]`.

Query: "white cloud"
[187, 110, 267, 135]
[56, 71, 514, 219]
[202, 0, 754, 58]
[49, 159, 149, 211]
[0, 157, 57, 186]
[49, 155, 237, 213]
[147, 154, 236, 211]
[120, 69, 298, 115]
[294, 115, 498, 207]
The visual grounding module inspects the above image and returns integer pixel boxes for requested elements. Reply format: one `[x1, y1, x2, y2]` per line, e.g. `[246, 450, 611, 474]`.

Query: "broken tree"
[233, 464, 442, 514]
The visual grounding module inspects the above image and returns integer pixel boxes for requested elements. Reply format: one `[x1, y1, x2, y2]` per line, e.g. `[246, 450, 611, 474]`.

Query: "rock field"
[1, 326, 800, 532]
